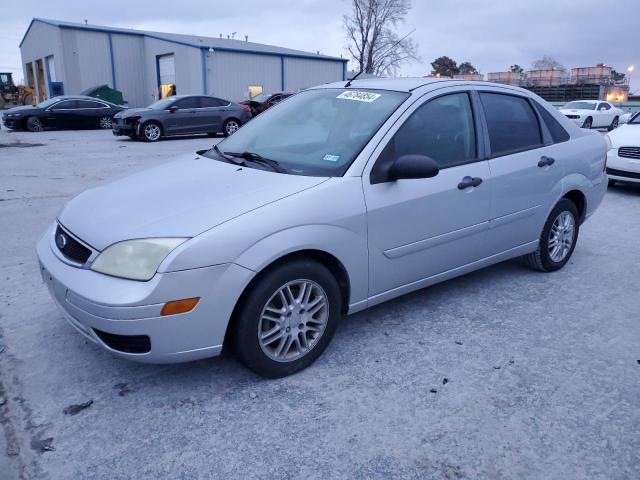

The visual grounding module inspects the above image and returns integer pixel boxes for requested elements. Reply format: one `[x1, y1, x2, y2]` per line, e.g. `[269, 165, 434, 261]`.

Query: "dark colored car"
[112, 95, 252, 142]
[240, 92, 293, 116]
[2, 95, 124, 132]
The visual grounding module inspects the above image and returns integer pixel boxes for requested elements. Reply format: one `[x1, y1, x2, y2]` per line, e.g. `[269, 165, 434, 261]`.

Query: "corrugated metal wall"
[111, 34, 146, 107]
[60, 29, 112, 94]
[284, 57, 343, 92]
[206, 51, 281, 101]
[19, 21, 64, 99]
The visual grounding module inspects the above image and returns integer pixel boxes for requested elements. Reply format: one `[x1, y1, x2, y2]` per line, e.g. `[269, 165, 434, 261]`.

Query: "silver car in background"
[37, 78, 607, 377]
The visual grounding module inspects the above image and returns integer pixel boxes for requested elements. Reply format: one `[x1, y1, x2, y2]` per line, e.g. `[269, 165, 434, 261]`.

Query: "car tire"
[223, 118, 241, 137]
[233, 258, 342, 378]
[141, 121, 162, 142]
[524, 199, 580, 272]
[608, 116, 619, 131]
[26, 116, 43, 132]
[582, 117, 592, 129]
[608, 179, 617, 187]
[98, 116, 113, 129]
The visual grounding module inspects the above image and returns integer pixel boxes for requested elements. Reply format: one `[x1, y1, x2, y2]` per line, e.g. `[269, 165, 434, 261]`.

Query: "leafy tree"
[458, 62, 478, 75]
[431, 56, 458, 77]
[345, 0, 420, 76]
[509, 64, 524, 74]
[531, 56, 566, 72]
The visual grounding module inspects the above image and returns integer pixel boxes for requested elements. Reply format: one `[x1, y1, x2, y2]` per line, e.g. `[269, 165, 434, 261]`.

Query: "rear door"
[596, 102, 614, 128]
[363, 88, 493, 297]
[479, 91, 565, 254]
[75, 99, 110, 128]
[198, 97, 227, 133]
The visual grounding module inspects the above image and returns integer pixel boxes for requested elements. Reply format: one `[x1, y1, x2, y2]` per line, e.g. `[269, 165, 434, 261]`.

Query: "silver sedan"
[37, 78, 608, 377]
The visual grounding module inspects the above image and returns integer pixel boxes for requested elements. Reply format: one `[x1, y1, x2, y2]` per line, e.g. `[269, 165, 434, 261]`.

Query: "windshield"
[205, 88, 409, 176]
[148, 98, 176, 110]
[37, 98, 62, 108]
[564, 101, 596, 110]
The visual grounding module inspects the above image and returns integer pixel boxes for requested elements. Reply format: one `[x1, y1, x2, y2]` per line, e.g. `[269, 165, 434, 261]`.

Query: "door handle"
[458, 176, 483, 190]
[538, 156, 555, 167]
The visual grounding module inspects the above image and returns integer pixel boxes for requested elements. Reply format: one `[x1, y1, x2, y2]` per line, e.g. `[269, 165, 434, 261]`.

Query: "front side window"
[52, 100, 78, 110]
[204, 88, 409, 176]
[480, 92, 542, 156]
[380, 92, 477, 171]
[174, 97, 199, 109]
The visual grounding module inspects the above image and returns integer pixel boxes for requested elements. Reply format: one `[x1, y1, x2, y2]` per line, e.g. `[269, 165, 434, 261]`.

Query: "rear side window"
[532, 101, 570, 143]
[200, 97, 228, 107]
[480, 92, 542, 156]
[76, 100, 105, 108]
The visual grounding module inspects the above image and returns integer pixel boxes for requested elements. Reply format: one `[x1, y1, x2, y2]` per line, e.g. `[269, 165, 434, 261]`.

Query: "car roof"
[315, 77, 533, 95]
[567, 100, 599, 103]
[52, 95, 116, 103]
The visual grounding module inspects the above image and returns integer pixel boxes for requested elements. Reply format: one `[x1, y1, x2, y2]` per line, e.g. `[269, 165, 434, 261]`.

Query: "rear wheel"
[141, 121, 162, 142]
[233, 259, 342, 378]
[98, 116, 113, 129]
[608, 116, 619, 131]
[26, 116, 43, 132]
[223, 118, 241, 137]
[582, 117, 592, 129]
[524, 199, 579, 272]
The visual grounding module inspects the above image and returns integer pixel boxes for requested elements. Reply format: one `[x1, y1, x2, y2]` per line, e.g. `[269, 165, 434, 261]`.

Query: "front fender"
[233, 224, 369, 310]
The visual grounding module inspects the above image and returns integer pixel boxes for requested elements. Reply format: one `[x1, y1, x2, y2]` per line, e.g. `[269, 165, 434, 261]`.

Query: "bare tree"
[531, 56, 566, 73]
[345, 0, 419, 76]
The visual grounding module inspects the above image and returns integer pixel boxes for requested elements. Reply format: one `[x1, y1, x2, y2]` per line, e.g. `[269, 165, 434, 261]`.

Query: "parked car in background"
[2, 95, 123, 131]
[606, 112, 640, 185]
[559, 100, 623, 130]
[112, 95, 251, 141]
[240, 92, 293, 116]
[37, 79, 607, 378]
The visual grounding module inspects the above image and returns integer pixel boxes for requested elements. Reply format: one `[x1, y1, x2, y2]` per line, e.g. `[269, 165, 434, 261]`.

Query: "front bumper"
[112, 121, 135, 136]
[2, 117, 22, 129]
[37, 225, 254, 363]
[607, 150, 640, 184]
[564, 115, 584, 126]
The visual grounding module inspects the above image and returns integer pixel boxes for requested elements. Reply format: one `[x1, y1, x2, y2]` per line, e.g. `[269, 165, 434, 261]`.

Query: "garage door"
[158, 54, 175, 85]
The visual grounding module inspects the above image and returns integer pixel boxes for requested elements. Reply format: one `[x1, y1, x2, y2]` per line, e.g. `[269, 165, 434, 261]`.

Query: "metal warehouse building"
[19, 18, 348, 107]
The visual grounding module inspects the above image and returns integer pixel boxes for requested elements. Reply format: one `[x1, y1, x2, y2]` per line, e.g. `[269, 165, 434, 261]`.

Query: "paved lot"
[1, 128, 639, 479]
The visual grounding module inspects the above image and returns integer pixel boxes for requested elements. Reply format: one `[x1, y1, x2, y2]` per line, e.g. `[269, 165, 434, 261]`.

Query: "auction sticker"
[337, 91, 381, 102]
[322, 154, 341, 162]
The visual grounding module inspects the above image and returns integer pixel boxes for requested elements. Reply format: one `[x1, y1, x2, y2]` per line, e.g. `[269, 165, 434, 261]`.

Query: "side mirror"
[388, 154, 440, 181]
[168, 105, 178, 113]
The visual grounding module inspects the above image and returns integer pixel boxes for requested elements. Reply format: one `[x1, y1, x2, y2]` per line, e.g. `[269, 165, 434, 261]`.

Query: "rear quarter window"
[532, 101, 570, 143]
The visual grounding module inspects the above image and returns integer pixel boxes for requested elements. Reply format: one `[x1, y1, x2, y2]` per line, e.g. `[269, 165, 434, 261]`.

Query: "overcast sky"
[1, 0, 636, 90]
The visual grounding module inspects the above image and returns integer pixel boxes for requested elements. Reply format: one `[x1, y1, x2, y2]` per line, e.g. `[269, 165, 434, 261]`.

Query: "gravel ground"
[1, 128, 639, 480]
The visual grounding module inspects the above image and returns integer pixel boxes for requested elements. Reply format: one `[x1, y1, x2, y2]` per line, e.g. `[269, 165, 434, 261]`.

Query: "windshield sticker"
[323, 154, 341, 162]
[337, 91, 381, 103]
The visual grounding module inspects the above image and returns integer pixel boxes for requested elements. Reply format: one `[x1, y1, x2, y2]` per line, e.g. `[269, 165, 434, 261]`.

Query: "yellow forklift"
[0, 72, 35, 108]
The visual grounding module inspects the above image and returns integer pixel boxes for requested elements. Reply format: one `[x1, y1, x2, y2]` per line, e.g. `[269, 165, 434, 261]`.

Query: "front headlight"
[90, 238, 188, 281]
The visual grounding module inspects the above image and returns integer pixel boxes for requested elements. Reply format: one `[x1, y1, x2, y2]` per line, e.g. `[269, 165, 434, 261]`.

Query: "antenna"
[345, 70, 364, 88]
[245, 35, 248, 42]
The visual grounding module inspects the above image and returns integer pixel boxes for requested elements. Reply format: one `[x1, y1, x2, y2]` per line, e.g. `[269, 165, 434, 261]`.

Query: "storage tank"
[570, 65, 613, 85]
[526, 69, 565, 87]
[487, 71, 521, 86]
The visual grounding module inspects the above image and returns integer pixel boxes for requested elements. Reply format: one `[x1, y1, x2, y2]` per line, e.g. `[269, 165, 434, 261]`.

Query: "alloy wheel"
[99, 116, 113, 129]
[30, 118, 43, 132]
[225, 120, 240, 135]
[548, 211, 575, 262]
[258, 279, 329, 362]
[144, 123, 161, 141]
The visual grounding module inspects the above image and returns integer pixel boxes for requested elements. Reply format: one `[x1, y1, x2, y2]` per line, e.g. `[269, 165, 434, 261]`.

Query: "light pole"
[628, 65, 635, 95]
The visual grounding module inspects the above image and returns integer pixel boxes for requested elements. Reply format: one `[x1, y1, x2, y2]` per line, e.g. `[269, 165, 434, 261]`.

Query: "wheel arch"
[562, 189, 586, 223]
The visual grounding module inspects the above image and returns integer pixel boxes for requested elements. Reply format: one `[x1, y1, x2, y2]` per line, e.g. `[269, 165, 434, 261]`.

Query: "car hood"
[608, 123, 640, 147]
[3, 105, 40, 114]
[115, 108, 153, 118]
[59, 153, 329, 251]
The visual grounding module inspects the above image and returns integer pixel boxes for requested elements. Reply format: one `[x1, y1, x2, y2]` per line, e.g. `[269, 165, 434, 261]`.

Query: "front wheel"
[141, 121, 162, 142]
[608, 116, 619, 131]
[233, 259, 342, 378]
[26, 116, 43, 132]
[223, 118, 241, 137]
[524, 199, 579, 272]
[98, 116, 113, 129]
[582, 117, 592, 129]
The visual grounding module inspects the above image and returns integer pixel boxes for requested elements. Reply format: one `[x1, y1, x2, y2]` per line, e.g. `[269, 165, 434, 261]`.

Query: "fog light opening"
[161, 297, 200, 316]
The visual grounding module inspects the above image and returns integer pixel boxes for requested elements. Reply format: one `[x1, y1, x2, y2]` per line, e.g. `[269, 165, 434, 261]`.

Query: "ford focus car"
[37, 78, 607, 378]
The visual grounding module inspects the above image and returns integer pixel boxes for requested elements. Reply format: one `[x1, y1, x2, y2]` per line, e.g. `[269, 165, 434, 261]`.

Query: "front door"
[364, 90, 492, 298]
[165, 97, 200, 135]
[46, 99, 79, 129]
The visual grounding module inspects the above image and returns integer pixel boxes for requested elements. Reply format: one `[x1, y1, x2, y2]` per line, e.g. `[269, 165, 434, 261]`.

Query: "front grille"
[618, 147, 640, 160]
[93, 329, 151, 354]
[607, 167, 640, 180]
[565, 114, 580, 119]
[55, 225, 92, 264]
